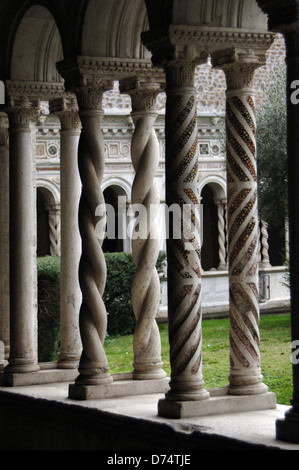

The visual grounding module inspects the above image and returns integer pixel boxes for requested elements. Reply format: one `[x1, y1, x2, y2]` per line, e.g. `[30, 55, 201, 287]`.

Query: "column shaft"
[163, 58, 209, 402]
[0, 113, 9, 368]
[5, 104, 39, 373]
[51, 98, 82, 369]
[74, 85, 113, 386]
[120, 78, 166, 380]
[276, 40, 299, 439]
[220, 59, 267, 395]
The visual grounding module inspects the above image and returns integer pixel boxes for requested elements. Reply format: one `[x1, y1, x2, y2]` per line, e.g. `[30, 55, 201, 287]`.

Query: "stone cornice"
[5, 81, 66, 101]
[142, 25, 274, 65]
[57, 57, 164, 91]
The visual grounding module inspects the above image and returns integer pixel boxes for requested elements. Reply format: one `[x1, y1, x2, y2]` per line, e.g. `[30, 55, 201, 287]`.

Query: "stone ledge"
[0, 368, 78, 387]
[69, 374, 170, 400]
[158, 391, 277, 419]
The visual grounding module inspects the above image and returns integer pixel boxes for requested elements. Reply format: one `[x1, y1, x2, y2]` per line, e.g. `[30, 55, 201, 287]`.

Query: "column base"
[228, 382, 269, 396]
[69, 372, 170, 400]
[133, 361, 167, 381]
[276, 407, 299, 444]
[158, 388, 277, 419]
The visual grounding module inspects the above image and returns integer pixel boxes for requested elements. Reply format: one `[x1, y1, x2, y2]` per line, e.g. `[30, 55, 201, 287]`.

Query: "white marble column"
[4, 99, 40, 374]
[215, 198, 227, 270]
[50, 96, 82, 370]
[71, 82, 113, 387]
[120, 77, 166, 381]
[214, 53, 268, 395]
[260, 220, 271, 268]
[46, 203, 61, 257]
[0, 113, 9, 369]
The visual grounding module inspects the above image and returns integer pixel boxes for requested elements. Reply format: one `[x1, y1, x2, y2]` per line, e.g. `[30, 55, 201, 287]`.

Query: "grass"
[104, 313, 293, 406]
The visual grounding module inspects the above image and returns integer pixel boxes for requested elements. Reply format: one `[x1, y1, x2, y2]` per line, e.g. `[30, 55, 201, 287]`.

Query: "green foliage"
[257, 65, 288, 228]
[36, 251, 167, 360]
[104, 251, 167, 336]
[37, 256, 61, 362]
[105, 314, 293, 406]
[104, 252, 136, 336]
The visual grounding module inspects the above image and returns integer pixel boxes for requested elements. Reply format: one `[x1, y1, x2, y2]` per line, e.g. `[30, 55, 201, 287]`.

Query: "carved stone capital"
[5, 96, 40, 130]
[212, 50, 267, 91]
[50, 95, 82, 132]
[120, 76, 165, 113]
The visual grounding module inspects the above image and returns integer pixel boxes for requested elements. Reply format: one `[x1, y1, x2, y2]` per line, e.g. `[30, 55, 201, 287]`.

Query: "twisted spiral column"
[120, 78, 166, 380]
[74, 84, 113, 386]
[46, 204, 61, 256]
[260, 220, 271, 268]
[222, 59, 268, 395]
[215, 198, 227, 270]
[163, 58, 209, 402]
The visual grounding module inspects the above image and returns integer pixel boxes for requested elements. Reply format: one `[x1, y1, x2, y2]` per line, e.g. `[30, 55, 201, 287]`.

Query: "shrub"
[37, 251, 167, 360]
[37, 256, 61, 362]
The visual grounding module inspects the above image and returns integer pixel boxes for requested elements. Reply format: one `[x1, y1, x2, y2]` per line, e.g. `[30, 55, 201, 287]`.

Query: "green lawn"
[104, 313, 293, 406]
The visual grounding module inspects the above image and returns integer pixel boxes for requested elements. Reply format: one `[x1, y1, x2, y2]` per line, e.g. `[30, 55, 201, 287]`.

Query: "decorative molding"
[5, 80, 66, 101]
[120, 77, 165, 113]
[50, 96, 82, 132]
[5, 99, 40, 130]
[57, 57, 163, 91]
[142, 25, 274, 68]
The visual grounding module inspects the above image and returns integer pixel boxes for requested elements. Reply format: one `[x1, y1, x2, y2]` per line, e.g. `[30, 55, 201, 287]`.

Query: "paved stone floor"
[1, 382, 299, 450]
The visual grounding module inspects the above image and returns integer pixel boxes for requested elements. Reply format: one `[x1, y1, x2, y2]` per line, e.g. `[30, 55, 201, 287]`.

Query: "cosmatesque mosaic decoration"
[164, 75, 209, 401]
[226, 87, 267, 394]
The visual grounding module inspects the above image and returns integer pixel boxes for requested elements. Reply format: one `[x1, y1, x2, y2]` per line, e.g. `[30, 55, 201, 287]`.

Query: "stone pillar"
[46, 203, 61, 257]
[4, 99, 39, 374]
[71, 81, 113, 387]
[275, 23, 299, 443]
[213, 52, 268, 395]
[0, 113, 9, 369]
[120, 77, 166, 381]
[142, 31, 210, 415]
[260, 220, 271, 268]
[50, 96, 82, 370]
[215, 198, 227, 270]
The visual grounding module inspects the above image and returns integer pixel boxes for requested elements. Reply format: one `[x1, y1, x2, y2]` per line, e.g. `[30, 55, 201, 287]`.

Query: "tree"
[257, 64, 288, 229]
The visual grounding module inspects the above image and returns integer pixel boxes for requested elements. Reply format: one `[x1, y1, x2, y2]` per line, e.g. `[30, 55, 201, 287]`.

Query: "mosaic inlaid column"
[50, 97, 82, 370]
[120, 77, 166, 380]
[218, 57, 268, 395]
[157, 52, 209, 404]
[0, 113, 9, 369]
[4, 100, 39, 374]
[72, 82, 113, 386]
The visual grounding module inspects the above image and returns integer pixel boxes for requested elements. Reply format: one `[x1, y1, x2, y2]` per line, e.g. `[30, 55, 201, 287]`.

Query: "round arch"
[36, 180, 60, 257]
[102, 182, 131, 253]
[81, 0, 150, 59]
[102, 177, 131, 202]
[10, 4, 63, 83]
[198, 176, 226, 201]
[200, 180, 227, 271]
